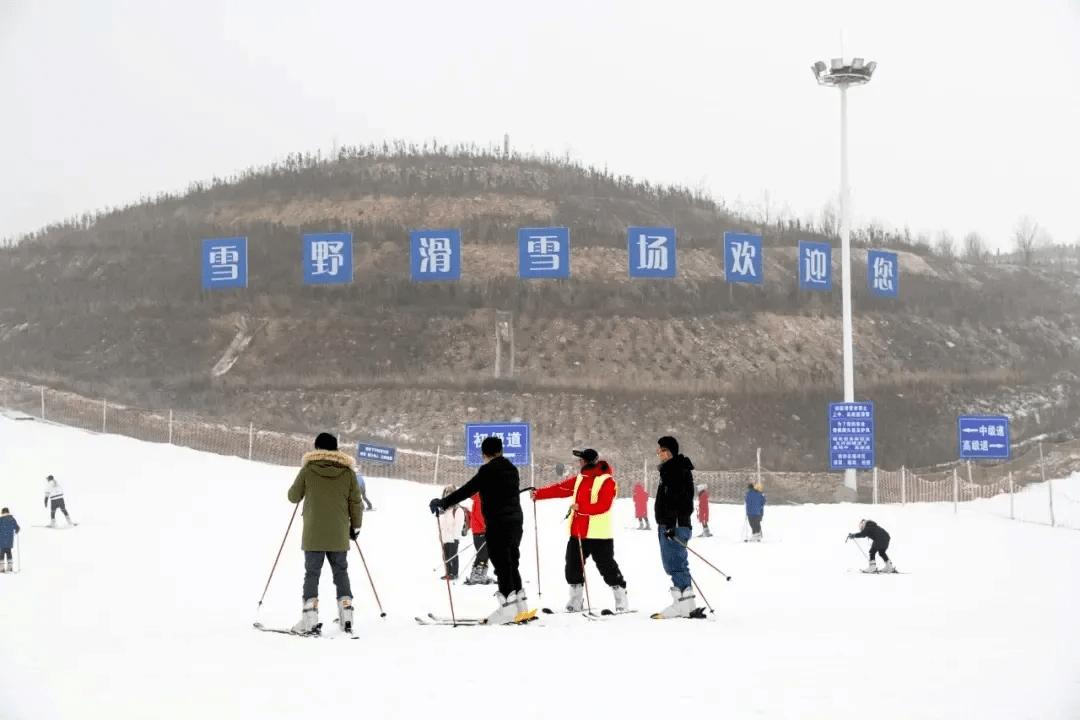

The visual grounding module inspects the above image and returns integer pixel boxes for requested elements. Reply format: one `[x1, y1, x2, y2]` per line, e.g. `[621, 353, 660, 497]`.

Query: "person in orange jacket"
[633, 481, 650, 530]
[696, 483, 712, 537]
[531, 449, 629, 613]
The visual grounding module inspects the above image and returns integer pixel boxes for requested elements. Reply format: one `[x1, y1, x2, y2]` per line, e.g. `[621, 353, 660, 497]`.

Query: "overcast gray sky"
[2, 0, 1077, 251]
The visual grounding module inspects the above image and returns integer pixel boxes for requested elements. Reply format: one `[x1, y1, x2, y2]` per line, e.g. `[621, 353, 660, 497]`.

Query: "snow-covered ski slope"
[1, 416, 1079, 719]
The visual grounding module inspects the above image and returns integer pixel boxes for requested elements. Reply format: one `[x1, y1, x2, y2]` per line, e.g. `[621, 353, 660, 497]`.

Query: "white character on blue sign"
[419, 237, 453, 274]
[506, 431, 522, 448]
[730, 241, 757, 277]
[872, 256, 895, 293]
[636, 234, 669, 271]
[803, 248, 828, 283]
[208, 245, 241, 281]
[311, 239, 345, 276]
[527, 236, 561, 271]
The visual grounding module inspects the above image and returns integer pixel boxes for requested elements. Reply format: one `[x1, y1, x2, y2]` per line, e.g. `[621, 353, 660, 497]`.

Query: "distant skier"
[429, 436, 530, 624]
[745, 482, 766, 542]
[652, 436, 698, 619]
[44, 475, 73, 527]
[532, 448, 629, 613]
[848, 519, 895, 573]
[633, 481, 650, 530]
[437, 485, 467, 581]
[697, 483, 712, 537]
[356, 474, 375, 511]
[462, 492, 494, 585]
[287, 432, 364, 635]
[0, 508, 20, 573]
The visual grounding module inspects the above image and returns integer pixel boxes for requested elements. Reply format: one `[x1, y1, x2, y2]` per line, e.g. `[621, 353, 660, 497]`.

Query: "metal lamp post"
[812, 57, 877, 491]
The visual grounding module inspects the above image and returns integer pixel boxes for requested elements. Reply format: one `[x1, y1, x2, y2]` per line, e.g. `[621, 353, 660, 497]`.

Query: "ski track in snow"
[1, 417, 1079, 719]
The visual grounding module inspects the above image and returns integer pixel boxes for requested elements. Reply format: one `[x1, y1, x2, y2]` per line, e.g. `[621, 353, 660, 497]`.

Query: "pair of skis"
[414, 611, 538, 626]
[252, 621, 359, 640]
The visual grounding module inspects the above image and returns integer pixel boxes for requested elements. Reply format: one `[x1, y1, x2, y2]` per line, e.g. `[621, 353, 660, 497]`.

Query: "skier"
[429, 436, 529, 624]
[437, 485, 467, 581]
[653, 436, 698, 618]
[462, 492, 494, 585]
[43, 475, 73, 527]
[633, 481, 650, 530]
[356, 474, 375, 511]
[0, 508, 19, 573]
[697, 483, 712, 537]
[531, 448, 629, 613]
[848, 519, 896, 573]
[745, 482, 766, 541]
[287, 432, 364, 635]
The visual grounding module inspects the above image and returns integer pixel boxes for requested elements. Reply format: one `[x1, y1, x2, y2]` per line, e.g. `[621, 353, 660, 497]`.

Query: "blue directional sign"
[958, 415, 1010, 460]
[410, 229, 461, 281]
[303, 232, 353, 285]
[829, 402, 875, 470]
[798, 240, 833, 291]
[627, 227, 676, 278]
[201, 237, 248, 289]
[465, 422, 531, 467]
[724, 232, 763, 285]
[519, 227, 570, 279]
[357, 442, 396, 464]
[868, 250, 899, 297]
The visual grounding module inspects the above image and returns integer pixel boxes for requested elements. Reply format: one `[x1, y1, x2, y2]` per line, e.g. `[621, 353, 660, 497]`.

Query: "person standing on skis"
[44, 475, 73, 527]
[696, 483, 712, 537]
[429, 437, 529, 625]
[745, 482, 766, 541]
[848, 519, 895, 573]
[633, 480, 650, 530]
[531, 448, 629, 613]
[437, 485, 467, 581]
[463, 492, 494, 585]
[653, 436, 698, 618]
[287, 432, 364, 635]
[0, 508, 19, 573]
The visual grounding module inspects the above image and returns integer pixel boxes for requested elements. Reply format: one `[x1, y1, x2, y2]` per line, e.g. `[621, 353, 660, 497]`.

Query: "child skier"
[0, 508, 20, 573]
[745, 482, 766, 541]
[848, 519, 896, 573]
[44, 475, 74, 527]
[696, 483, 711, 537]
[633, 481, 650, 530]
[462, 492, 494, 585]
[437, 485, 467, 580]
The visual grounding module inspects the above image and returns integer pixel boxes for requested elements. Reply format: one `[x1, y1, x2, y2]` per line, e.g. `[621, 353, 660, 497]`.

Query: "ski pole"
[16, 533, 20, 573]
[847, 536, 868, 559]
[435, 514, 458, 626]
[533, 496, 542, 600]
[691, 575, 714, 614]
[353, 538, 386, 617]
[257, 503, 299, 610]
[672, 535, 732, 581]
[576, 535, 592, 612]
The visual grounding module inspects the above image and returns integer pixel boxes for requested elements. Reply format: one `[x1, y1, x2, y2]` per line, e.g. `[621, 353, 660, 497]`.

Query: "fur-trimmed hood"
[302, 449, 355, 479]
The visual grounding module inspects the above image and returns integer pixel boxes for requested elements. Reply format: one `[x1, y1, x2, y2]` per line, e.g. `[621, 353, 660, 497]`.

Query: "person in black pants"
[848, 519, 896, 573]
[429, 436, 528, 624]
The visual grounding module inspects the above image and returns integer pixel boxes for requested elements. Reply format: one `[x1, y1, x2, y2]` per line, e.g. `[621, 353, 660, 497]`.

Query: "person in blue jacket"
[745, 483, 766, 542]
[0, 507, 20, 573]
[356, 475, 375, 511]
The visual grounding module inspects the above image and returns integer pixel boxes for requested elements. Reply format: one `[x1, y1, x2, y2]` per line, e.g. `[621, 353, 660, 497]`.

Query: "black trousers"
[870, 539, 890, 562]
[484, 522, 523, 598]
[748, 515, 762, 534]
[303, 550, 352, 601]
[564, 537, 625, 588]
[442, 541, 460, 578]
[50, 498, 70, 520]
[0, 548, 10, 561]
[471, 533, 489, 567]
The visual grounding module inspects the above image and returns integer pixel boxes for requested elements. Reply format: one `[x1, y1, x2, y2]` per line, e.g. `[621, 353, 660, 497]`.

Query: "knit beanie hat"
[314, 432, 338, 451]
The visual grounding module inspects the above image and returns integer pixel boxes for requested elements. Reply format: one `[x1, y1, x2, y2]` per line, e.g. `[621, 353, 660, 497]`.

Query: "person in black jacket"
[848, 519, 896, 573]
[652, 436, 699, 618]
[429, 436, 530, 624]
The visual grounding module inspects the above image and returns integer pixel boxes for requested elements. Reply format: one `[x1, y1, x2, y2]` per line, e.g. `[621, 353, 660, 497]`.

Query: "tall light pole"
[812, 57, 877, 491]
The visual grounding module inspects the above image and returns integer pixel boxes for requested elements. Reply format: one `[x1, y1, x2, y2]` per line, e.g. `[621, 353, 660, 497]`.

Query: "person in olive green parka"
[288, 432, 363, 634]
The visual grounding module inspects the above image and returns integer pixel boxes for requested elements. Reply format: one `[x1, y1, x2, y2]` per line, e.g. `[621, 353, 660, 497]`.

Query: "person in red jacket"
[696, 483, 712, 537]
[531, 448, 628, 613]
[633, 481, 650, 530]
[463, 492, 494, 585]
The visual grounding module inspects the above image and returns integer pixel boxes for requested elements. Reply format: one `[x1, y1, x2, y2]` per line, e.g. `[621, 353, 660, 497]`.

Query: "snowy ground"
[1, 416, 1079, 719]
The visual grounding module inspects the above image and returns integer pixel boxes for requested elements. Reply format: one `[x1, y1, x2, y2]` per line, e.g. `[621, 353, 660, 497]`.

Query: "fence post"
[966, 461, 973, 502]
[40, 387, 45, 420]
[1040, 442, 1054, 527]
[900, 467, 906, 505]
[756, 448, 762, 488]
[530, 452, 535, 491]
[102, 398, 107, 434]
[432, 445, 441, 484]
[642, 459, 648, 495]
[248, 422, 254, 460]
[1008, 471, 1014, 520]
[168, 410, 173, 445]
[953, 468, 959, 514]
[872, 467, 878, 505]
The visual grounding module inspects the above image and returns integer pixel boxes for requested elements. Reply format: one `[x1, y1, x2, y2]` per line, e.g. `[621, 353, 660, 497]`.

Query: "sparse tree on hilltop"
[1014, 215, 1040, 266]
[963, 231, 986, 262]
[934, 230, 956, 259]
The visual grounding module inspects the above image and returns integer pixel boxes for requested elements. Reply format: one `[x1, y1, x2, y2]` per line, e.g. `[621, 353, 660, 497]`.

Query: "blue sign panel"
[410, 229, 461, 281]
[958, 415, 1010, 460]
[724, 232, 763, 285]
[829, 402, 875, 470]
[798, 240, 833, 291]
[627, 227, 676, 278]
[303, 232, 353, 285]
[519, 227, 570, 279]
[201, 237, 248, 290]
[867, 250, 899, 297]
[465, 422, 531, 467]
[357, 442, 396, 464]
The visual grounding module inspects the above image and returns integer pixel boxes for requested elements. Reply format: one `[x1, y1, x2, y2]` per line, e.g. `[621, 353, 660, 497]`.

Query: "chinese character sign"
[464, 422, 531, 467]
[410, 229, 461, 281]
[724, 232, 763, 285]
[798, 240, 833, 291]
[828, 402, 875, 470]
[303, 232, 353, 285]
[957, 415, 1010, 460]
[868, 250, 899, 298]
[627, 227, 676, 278]
[519, 227, 570, 279]
[201, 237, 248, 290]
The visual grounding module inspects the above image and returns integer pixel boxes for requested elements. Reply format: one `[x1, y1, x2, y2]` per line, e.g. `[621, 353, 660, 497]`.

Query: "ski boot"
[652, 586, 697, 619]
[861, 560, 879, 574]
[512, 590, 535, 622]
[882, 560, 897, 574]
[338, 596, 354, 634]
[291, 598, 321, 634]
[483, 592, 520, 625]
[565, 583, 584, 612]
[612, 585, 629, 613]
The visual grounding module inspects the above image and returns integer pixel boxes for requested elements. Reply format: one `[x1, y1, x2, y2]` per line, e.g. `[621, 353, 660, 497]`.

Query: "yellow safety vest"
[567, 472, 617, 539]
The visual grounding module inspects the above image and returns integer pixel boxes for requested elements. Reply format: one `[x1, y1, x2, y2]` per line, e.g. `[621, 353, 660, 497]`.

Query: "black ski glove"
[847, 533, 855, 540]
[428, 499, 444, 516]
[349, 527, 359, 541]
[664, 526, 677, 540]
